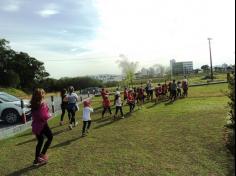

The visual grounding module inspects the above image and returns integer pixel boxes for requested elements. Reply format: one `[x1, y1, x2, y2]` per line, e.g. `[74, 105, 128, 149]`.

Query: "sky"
[0, 0, 235, 78]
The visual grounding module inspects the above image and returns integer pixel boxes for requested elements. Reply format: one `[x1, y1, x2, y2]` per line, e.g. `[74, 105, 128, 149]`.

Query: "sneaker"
[69, 124, 73, 130]
[33, 160, 39, 166]
[82, 133, 86, 137]
[121, 116, 125, 119]
[74, 122, 79, 127]
[33, 158, 47, 166]
[39, 154, 48, 162]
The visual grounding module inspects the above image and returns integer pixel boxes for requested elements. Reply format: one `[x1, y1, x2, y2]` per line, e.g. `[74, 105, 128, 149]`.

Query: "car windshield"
[0, 93, 20, 102]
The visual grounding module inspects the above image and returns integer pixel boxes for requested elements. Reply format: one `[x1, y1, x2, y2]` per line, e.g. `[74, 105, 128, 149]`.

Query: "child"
[102, 95, 112, 118]
[60, 88, 68, 126]
[162, 82, 168, 99]
[127, 90, 135, 113]
[67, 86, 79, 130]
[82, 101, 93, 137]
[31, 88, 53, 166]
[182, 79, 189, 97]
[101, 88, 107, 100]
[177, 81, 182, 97]
[155, 84, 162, 104]
[124, 87, 128, 101]
[170, 80, 177, 101]
[114, 93, 124, 119]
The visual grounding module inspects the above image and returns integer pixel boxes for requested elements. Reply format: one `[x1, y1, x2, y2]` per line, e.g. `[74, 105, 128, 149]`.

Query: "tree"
[201, 65, 210, 73]
[0, 38, 49, 90]
[0, 70, 20, 88]
[153, 64, 166, 77]
[9, 52, 49, 89]
[117, 54, 139, 87]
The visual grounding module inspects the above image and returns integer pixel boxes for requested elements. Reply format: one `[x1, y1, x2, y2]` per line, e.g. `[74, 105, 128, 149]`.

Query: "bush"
[225, 73, 235, 156]
[227, 73, 235, 128]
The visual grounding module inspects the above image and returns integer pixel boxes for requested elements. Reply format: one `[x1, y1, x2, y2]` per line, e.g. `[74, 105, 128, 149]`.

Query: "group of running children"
[101, 77, 189, 119]
[30, 78, 188, 166]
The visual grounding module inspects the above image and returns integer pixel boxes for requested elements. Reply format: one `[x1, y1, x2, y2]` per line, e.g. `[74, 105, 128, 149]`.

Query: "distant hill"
[0, 87, 29, 99]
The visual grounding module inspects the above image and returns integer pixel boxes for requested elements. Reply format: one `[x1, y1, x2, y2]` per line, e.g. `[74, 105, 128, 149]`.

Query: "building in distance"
[170, 59, 193, 76]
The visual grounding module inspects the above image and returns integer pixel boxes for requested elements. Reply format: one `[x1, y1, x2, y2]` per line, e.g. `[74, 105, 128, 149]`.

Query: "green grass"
[107, 73, 228, 92]
[0, 83, 234, 176]
[0, 87, 29, 99]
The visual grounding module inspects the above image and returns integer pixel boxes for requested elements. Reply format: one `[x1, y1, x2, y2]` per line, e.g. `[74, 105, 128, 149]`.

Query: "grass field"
[107, 72, 228, 92]
[0, 83, 234, 176]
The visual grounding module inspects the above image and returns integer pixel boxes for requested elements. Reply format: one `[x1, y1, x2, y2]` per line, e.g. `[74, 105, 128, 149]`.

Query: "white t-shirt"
[67, 92, 78, 104]
[115, 97, 122, 107]
[82, 107, 94, 121]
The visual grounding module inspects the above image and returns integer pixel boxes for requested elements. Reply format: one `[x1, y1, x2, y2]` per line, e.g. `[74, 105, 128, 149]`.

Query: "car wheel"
[2, 109, 19, 124]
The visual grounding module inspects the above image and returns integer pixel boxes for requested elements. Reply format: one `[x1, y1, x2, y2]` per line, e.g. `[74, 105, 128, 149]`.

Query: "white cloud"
[37, 3, 60, 18]
[1, 0, 23, 12]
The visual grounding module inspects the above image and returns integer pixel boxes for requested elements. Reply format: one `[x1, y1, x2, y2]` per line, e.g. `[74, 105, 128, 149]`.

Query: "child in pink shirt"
[31, 88, 53, 166]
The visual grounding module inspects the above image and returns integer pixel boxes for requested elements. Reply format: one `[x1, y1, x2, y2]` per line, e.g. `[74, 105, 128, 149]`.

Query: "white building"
[170, 59, 193, 76]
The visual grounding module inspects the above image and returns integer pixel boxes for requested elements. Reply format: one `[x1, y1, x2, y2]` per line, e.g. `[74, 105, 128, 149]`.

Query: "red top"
[127, 93, 135, 103]
[101, 90, 108, 100]
[162, 84, 168, 94]
[103, 98, 111, 107]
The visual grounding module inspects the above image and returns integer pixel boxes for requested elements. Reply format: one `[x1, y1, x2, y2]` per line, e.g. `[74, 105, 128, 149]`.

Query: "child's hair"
[60, 88, 67, 97]
[68, 86, 74, 95]
[115, 93, 120, 100]
[30, 88, 45, 111]
[83, 100, 90, 107]
[158, 83, 161, 86]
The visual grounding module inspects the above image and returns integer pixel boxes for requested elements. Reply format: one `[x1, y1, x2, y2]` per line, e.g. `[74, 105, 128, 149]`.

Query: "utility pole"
[208, 38, 214, 81]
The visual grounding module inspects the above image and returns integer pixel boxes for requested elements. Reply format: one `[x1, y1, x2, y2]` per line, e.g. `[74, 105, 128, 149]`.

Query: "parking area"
[0, 94, 91, 131]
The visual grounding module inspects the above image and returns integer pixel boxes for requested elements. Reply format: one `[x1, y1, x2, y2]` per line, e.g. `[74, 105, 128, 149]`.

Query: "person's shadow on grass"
[51, 136, 82, 149]
[6, 163, 46, 176]
[16, 128, 69, 146]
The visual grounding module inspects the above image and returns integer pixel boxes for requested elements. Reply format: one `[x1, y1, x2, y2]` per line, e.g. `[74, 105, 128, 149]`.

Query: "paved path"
[0, 94, 91, 130]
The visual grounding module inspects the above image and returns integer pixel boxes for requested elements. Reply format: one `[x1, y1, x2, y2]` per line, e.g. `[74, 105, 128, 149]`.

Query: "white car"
[0, 92, 31, 124]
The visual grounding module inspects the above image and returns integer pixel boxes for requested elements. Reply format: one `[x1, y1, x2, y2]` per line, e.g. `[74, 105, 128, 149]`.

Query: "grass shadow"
[16, 129, 69, 146]
[165, 101, 175, 106]
[51, 136, 82, 149]
[6, 164, 46, 176]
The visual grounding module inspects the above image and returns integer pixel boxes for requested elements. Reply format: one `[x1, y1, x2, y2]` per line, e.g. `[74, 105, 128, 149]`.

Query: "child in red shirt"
[127, 90, 135, 113]
[102, 95, 112, 118]
[155, 84, 163, 104]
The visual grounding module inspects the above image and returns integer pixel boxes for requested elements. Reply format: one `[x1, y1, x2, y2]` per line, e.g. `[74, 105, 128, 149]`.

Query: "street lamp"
[208, 38, 214, 81]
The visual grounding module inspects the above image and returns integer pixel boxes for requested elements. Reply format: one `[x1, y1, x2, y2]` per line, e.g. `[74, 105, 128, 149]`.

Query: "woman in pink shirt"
[31, 88, 53, 166]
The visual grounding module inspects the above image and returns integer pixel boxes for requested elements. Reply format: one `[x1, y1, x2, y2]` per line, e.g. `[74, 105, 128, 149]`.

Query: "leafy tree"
[0, 39, 49, 90]
[0, 70, 20, 88]
[201, 65, 210, 73]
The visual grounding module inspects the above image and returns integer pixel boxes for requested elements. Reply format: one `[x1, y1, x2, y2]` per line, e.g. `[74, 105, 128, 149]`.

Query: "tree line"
[0, 38, 103, 92]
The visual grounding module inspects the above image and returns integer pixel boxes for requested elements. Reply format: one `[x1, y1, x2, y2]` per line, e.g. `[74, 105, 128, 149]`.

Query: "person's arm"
[89, 107, 94, 112]
[41, 103, 52, 121]
[75, 93, 79, 102]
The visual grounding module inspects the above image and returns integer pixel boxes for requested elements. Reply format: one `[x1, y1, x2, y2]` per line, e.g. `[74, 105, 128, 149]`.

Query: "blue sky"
[0, 0, 235, 78]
